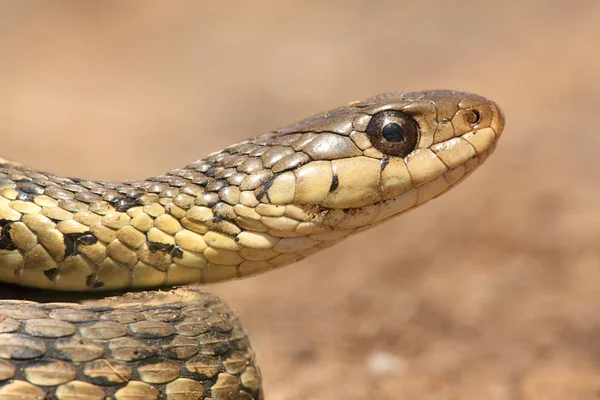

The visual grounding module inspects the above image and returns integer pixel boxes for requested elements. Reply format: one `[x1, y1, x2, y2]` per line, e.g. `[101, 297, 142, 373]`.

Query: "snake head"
[234, 91, 504, 230]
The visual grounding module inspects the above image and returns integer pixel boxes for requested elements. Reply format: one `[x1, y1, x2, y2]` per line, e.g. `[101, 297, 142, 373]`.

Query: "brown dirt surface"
[1, 1, 600, 399]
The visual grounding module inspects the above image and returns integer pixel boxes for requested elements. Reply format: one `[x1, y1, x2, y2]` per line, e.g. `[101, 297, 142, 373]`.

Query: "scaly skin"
[0, 91, 504, 399]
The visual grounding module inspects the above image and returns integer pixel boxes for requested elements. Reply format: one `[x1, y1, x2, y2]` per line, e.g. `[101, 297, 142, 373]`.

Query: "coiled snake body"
[0, 91, 504, 399]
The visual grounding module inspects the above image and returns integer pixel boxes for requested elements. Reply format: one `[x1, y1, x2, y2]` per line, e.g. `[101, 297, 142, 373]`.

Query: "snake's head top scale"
[0, 90, 504, 291]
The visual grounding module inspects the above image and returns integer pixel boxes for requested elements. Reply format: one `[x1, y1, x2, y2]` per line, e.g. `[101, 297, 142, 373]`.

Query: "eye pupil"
[381, 122, 405, 142]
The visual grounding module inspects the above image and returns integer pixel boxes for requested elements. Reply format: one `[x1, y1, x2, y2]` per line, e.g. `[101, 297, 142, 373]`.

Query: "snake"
[0, 90, 504, 399]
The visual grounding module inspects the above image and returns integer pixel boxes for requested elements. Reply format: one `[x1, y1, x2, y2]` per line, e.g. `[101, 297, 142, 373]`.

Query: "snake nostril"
[464, 109, 481, 125]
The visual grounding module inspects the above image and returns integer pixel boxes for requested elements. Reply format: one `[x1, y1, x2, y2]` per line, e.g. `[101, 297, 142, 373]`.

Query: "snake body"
[0, 91, 504, 399]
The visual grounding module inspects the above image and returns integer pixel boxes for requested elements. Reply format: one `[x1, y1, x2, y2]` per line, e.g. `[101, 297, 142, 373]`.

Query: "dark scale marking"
[16, 192, 36, 202]
[256, 175, 278, 203]
[0, 223, 16, 251]
[16, 183, 44, 195]
[86, 274, 104, 289]
[0, 219, 10, 228]
[67, 177, 84, 183]
[380, 156, 390, 171]
[77, 234, 98, 246]
[113, 197, 142, 212]
[64, 232, 98, 257]
[192, 176, 210, 186]
[207, 179, 228, 191]
[171, 246, 184, 258]
[104, 193, 123, 203]
[148, 242, 174, 253]
[329, 174, 339, 192]
[43, 268, 59, 281]
[130, 191, 145, 200]
[205, 168, 218, 177]
[63, 235, 78, 258]
[212, 204, 238, 223]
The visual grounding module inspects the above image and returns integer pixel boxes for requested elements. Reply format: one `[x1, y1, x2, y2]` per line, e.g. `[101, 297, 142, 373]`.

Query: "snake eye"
[365, 110, 419, 157]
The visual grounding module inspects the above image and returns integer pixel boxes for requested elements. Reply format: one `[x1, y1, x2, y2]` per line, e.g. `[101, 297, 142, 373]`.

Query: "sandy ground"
[1, 1, 600, 399]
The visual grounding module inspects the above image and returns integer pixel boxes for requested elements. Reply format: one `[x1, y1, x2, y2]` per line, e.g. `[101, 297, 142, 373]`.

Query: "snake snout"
[489, 100, 505, 139]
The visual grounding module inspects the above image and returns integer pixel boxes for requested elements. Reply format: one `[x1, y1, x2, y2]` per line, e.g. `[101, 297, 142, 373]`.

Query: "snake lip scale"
[0, 90, 504, 399]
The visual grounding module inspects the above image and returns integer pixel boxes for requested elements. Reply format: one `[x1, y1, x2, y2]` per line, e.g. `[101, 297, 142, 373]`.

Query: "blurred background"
[1, 1, 600, 399]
